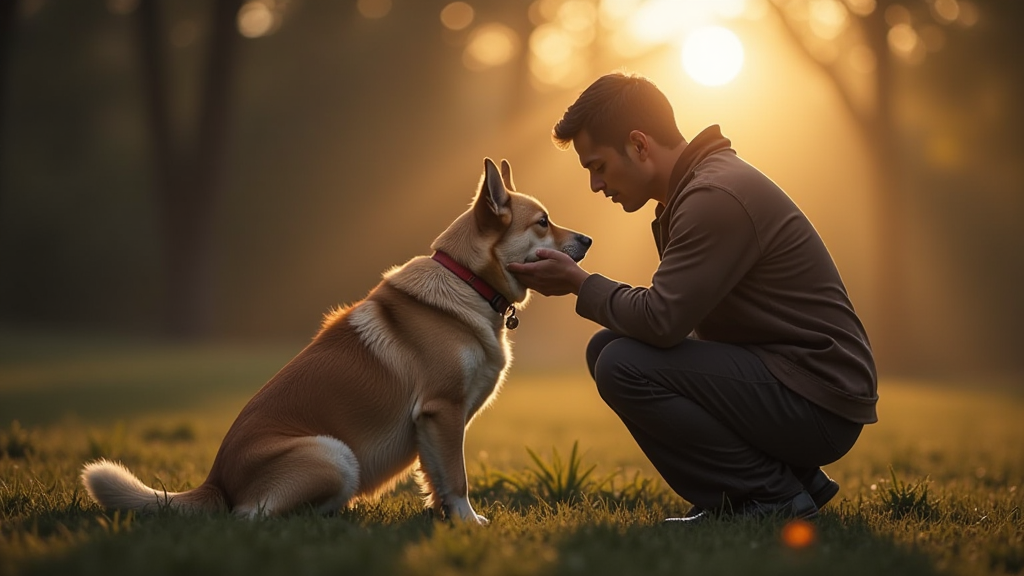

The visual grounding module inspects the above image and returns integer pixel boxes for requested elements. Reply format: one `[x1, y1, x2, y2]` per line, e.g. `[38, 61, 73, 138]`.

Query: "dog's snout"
[563, 233, 592, 263]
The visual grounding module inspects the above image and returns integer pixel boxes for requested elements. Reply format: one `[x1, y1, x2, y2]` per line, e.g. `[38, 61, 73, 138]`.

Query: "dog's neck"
[431, 251, 519, 330]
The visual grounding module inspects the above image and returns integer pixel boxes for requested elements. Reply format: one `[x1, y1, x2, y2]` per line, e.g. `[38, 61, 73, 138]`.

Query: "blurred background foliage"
[0, 0, 1021, 382]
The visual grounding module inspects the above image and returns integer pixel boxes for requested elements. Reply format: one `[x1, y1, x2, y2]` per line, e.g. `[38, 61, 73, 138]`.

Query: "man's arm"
[506, 249, 590, 296]
[510, 188, 762, 348]
[575, 189, 761, 347]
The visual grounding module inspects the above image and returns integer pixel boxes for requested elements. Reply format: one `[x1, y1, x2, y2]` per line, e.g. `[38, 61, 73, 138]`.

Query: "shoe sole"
[810, 480, 840, 509]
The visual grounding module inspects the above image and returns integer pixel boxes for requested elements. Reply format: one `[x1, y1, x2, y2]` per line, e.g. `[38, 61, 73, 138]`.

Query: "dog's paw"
[438, 501, 489, 525]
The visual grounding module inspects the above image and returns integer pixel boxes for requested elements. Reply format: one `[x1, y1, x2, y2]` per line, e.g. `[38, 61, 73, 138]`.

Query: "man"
[508, 72, 877, 522]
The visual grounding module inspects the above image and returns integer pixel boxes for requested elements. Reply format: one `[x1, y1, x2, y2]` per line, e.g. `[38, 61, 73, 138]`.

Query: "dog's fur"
[81, 158, 590, 524]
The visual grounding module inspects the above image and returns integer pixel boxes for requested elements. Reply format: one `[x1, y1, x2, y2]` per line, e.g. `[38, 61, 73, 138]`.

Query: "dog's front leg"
[414, 399, 487, 525]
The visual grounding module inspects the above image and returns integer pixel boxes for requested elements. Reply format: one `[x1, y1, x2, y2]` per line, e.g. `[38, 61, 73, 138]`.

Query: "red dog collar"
[431, 251, 519, 329]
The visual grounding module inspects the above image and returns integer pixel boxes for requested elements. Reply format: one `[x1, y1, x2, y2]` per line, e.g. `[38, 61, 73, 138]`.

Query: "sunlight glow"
[557, 1, 598, 46]
[630, 0, 703, 45]
[463, 24, 520, 71]
[238, 2, 276, 38]
[809, 0, 849, 40]
[712, 0, 748, 19]
[598, 0, 642, 27]
[529, 23, 587, 88]
[440, 2, 474, 31]
[884, 3, 911, 26]
[681, 26, 744, 86]
[531, 24, 576, 64]
[526, 0, 759, 89]
[844, 0, 876, 16]
[888, 23, 925, 64]
[931, 0, 960, 24]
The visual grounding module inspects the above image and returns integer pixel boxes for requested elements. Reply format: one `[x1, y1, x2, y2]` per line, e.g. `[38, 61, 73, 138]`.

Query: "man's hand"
[507, 249, 590, 296]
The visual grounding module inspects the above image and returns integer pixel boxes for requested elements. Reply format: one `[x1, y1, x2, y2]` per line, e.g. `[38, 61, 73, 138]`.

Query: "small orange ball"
[781, 519, 816, 549]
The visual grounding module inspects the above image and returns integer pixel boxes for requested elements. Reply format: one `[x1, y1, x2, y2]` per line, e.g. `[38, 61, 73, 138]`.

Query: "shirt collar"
[665, 124, 733, 204]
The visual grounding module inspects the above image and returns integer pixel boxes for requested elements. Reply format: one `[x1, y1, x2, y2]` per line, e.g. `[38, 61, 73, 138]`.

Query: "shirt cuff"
[575, 273, 621, 324]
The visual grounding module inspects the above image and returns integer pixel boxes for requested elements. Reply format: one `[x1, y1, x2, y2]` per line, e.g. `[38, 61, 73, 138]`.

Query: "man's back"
[660, 141, 877, 423]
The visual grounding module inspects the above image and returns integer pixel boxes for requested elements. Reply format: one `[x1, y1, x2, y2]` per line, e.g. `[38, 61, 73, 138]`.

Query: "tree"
[138, 0, 243, 338]
[763, 0, 980, 372]
[0, 0, 17, 219]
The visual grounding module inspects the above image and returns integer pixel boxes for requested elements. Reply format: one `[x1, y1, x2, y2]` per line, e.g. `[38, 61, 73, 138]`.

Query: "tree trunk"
[138, 0, 241, 339]
[0, 0, 18, 218]
[863, 2, 909, 374]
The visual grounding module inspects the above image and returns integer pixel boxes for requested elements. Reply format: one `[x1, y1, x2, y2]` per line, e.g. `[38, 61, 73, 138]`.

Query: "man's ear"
[474, 158, 511, 230]
[499, 159, 516, 191]
[627, 130, 650, 161]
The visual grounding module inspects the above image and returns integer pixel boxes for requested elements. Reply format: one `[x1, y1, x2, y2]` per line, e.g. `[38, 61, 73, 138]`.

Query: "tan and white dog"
[81, 158, 591, 524]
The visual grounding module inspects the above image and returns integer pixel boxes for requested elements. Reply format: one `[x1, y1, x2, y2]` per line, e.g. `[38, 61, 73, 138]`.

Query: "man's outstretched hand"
[507, 249, 590, 296]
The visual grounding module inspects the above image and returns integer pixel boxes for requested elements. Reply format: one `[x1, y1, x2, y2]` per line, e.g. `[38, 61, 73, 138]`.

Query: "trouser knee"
[591, 339, 635, 412]
[585, 329, 622, 381]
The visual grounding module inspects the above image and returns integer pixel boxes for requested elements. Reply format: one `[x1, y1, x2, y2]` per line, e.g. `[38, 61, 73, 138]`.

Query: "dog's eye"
[537, 216, 549, 228]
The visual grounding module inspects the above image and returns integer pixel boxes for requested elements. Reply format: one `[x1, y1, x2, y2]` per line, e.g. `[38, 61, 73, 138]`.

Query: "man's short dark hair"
[552, 72, 684, 153]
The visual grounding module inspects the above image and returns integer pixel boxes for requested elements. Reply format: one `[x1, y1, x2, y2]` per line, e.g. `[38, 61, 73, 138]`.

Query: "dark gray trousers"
[587, 329, 862, 510]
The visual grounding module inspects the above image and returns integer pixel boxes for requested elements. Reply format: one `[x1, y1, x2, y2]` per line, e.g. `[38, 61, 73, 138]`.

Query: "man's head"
[552, 72, 683, 153]
[553, 73, 685, 212]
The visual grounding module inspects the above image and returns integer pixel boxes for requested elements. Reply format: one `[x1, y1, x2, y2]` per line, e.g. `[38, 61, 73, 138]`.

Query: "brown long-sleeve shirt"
[576, 125, 878, 424]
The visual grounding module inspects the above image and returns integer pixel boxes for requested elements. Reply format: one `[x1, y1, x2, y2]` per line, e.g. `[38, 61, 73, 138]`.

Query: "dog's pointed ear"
[499, 159, 516, 192]
[474, 158, 511, 230]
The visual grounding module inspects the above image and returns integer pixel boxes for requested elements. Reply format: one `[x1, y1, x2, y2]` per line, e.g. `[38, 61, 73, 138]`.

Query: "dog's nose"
[576, 234, 593, 248]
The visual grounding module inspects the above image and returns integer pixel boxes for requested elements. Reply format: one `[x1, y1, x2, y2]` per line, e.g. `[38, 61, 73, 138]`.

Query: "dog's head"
[432, 158, 592, 305]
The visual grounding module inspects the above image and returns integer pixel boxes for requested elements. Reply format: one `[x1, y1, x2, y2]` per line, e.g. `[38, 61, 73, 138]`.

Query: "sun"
[681, 26, 744, 86]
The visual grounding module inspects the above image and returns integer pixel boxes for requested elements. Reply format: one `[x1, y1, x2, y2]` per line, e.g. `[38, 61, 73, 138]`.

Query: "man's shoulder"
[667, 152, 754, 214]
[688, 151, 769, 191]
[678, 152, 797, 215]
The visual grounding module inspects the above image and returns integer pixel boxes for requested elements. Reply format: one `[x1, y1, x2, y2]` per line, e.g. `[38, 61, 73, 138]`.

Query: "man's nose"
[590, 174, 604, 192]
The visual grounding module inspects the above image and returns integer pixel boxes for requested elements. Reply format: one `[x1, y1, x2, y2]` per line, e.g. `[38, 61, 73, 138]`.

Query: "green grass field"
[1, 330, 1022, 576]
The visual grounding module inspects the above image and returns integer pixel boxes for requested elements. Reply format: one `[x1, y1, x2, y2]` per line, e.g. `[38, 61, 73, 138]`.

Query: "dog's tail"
[80, 459, 226, 513]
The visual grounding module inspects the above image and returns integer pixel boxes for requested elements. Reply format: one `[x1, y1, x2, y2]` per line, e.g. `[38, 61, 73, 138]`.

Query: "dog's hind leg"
[414, 400, 487, 524]
[233, 435, 360, 518]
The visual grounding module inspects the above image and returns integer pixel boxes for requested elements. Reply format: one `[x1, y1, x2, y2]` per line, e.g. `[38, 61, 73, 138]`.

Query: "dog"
[81, 158, 591, 524]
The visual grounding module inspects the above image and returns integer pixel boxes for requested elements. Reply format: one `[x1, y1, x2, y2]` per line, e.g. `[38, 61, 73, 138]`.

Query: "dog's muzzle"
[563, 234, 593, 262]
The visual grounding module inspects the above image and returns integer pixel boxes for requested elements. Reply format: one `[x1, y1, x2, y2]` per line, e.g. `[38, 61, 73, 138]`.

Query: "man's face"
[572, 130, 653, 213]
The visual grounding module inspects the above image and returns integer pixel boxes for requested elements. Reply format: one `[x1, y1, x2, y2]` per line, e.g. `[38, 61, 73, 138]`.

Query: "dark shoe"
[804, 469, 840, 509]
[740, 490, 818, 520]
[663, 505, 712, 524]
[665, 489, 819, 525]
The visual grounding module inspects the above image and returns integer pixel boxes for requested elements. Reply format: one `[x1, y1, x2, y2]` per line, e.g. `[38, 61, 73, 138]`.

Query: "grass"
[0, 329, 1022, 576]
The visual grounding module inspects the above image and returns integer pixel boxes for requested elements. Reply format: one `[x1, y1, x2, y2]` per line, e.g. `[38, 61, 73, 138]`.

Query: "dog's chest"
[459, 343, 507, 419]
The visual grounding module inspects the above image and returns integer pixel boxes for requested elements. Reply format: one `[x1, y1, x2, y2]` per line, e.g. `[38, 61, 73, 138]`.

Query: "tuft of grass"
[470, 440, 676, 536]
[880, 467, 937, 520]
[0, 421, 35, 459]
[521, 440, 598, 503]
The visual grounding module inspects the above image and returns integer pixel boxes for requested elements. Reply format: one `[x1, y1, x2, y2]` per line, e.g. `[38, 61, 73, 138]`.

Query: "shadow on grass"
[14, 508, 436, 576]
[546, 514, 939, 576]
[11, 505, 942, 576]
